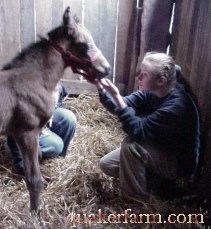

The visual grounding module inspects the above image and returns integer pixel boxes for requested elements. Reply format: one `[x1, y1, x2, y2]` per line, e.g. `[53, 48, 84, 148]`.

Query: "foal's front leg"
[15, 130, 43, 213]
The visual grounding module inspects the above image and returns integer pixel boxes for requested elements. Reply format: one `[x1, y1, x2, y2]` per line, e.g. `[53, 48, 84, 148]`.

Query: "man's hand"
[94, 78, 120, 97]
[92, 78, 126, 109]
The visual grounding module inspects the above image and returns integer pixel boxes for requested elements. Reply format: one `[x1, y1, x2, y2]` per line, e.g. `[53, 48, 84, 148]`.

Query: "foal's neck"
[42, 38, 73, 91]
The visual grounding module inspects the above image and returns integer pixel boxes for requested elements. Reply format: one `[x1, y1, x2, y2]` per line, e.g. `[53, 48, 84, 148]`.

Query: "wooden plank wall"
[171, 0, 211, 202]
[0, 0, 21, 66]
[114, 0, 137, 93]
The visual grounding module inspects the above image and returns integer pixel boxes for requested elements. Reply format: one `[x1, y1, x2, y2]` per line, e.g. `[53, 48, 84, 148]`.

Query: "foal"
[0, 7, 111, 213]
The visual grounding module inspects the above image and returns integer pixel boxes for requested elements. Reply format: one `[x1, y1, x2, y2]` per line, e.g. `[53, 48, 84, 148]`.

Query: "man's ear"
[158, 76, 167, 86]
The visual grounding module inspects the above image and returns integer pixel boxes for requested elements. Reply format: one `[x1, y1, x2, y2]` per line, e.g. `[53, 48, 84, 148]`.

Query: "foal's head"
[48, 7, 111, 81]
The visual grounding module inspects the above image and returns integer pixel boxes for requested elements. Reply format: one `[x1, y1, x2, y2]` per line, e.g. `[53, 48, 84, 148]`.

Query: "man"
[92, 52, 200, 201]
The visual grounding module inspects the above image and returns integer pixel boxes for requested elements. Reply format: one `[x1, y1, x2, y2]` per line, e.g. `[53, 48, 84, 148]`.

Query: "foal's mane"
[2, 39, 49, 70]
[2, 26, 68, 70]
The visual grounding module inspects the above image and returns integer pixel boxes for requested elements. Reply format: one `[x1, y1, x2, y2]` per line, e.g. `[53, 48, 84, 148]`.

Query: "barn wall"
[127, 0, 174, 92]
[0, 0, 21, 66]
[170, 0, 211, 202]
[114, 0, 138, 93]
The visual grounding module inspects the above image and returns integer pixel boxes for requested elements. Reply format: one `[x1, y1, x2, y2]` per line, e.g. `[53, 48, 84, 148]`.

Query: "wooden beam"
[61, 79, 97, 95]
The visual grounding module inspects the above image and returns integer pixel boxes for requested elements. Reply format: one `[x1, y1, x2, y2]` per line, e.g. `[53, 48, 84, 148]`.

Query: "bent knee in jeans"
[40, 130, 64, 158]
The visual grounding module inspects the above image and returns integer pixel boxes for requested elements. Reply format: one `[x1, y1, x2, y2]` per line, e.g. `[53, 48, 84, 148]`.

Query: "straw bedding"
[0, 94, 205, 228]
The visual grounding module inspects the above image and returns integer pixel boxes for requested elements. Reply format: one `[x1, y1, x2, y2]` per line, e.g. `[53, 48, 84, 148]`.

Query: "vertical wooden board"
[172, 0, 211, 201]
[115, 0, 136, 86]
[139, 0, 173, 57]
[173, 0, 197, 74]
[52, 0, 64, 28]
[0, 0, 21, 67]
[0, 0, 4, 66]
[170, 0, 182, 58]
[84, 0, 118, 76]
[63, 0, 82, 22]
[20, 0, 35, 49]
[185, 0, 201, 68]
[190, 1, 211, 112]
[35, 0, 53, 38]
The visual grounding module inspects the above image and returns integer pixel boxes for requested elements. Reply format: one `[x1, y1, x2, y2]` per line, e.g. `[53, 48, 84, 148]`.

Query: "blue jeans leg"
[6, 136, 25, 175]
[50, 108, 77, 157]
[39, 129, 64, 158]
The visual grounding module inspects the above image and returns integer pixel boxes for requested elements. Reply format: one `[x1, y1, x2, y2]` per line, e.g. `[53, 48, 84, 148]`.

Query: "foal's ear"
[63, 6, 76, 28]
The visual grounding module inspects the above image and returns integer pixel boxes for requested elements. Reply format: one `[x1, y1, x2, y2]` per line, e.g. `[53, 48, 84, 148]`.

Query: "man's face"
[137, 65, 159, 92]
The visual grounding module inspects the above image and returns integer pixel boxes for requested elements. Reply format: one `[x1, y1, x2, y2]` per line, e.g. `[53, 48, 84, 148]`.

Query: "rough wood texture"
[0, 0, 21, 67]
[171, 0, 211, 203]
[20, 0, 35, 49]
[52, 0, 64, 28]
[115, 0, 138, 93]
[138, 0, 173, 62]
[61, 79, 97, 95]
[35, 0, 53, 38]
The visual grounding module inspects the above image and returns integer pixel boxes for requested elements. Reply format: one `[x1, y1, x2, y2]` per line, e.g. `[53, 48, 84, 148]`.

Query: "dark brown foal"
[0, 6, 111, 213]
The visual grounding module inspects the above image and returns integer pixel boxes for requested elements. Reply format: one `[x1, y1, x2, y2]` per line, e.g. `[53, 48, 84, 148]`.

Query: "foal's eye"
[75, 43, 88, 56]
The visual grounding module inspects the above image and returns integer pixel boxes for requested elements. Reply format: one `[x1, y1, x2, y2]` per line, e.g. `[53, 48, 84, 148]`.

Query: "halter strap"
[48, 39, 96, 81]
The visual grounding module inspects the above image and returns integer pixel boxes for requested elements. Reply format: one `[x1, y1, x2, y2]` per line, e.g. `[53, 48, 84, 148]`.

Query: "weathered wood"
[115, 0, 137, 93]
[52, 0, 64, 28]
[171, 0, 211, 203]
[84, 0, 118, 77]
[35, 0, 53, 38]
[0, 0, 4, 66]
[61, 79, 97, 95]
[172, 0, 200, 77]
[0, 0, 21, 67]
[138, 0, 173, 63]
[192, 1, 211, 203]
[20, 0, 35, 49]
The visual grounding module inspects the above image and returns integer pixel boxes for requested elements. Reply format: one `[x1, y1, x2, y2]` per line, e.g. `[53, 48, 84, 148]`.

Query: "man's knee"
[55, 108, 77, 128]
[64, 110, 77, 129]
[121, 137, 136, 158]
[99, 154, 119, 178]
[121, 137, 148, 162]
[99, 156, 109, 174]
[41, 135, 64, 158]
[52, 138, 64, 156]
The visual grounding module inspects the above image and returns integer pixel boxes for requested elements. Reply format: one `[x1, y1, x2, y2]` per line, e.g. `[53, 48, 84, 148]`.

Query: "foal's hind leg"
[14, 130, 43, 213]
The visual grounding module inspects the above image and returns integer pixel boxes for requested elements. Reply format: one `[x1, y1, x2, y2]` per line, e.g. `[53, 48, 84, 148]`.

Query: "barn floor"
[0, 94, 208, 228]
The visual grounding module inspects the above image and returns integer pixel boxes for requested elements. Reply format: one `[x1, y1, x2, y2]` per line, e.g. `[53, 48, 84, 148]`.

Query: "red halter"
[48, 40, 100, 81]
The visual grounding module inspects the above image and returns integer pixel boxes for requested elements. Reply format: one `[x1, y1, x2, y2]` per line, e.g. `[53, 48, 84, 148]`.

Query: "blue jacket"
[99, 84, 200, 177]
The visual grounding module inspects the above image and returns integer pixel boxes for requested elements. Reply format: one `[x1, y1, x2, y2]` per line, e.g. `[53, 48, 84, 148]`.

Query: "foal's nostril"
[105, 67, 111, 76]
